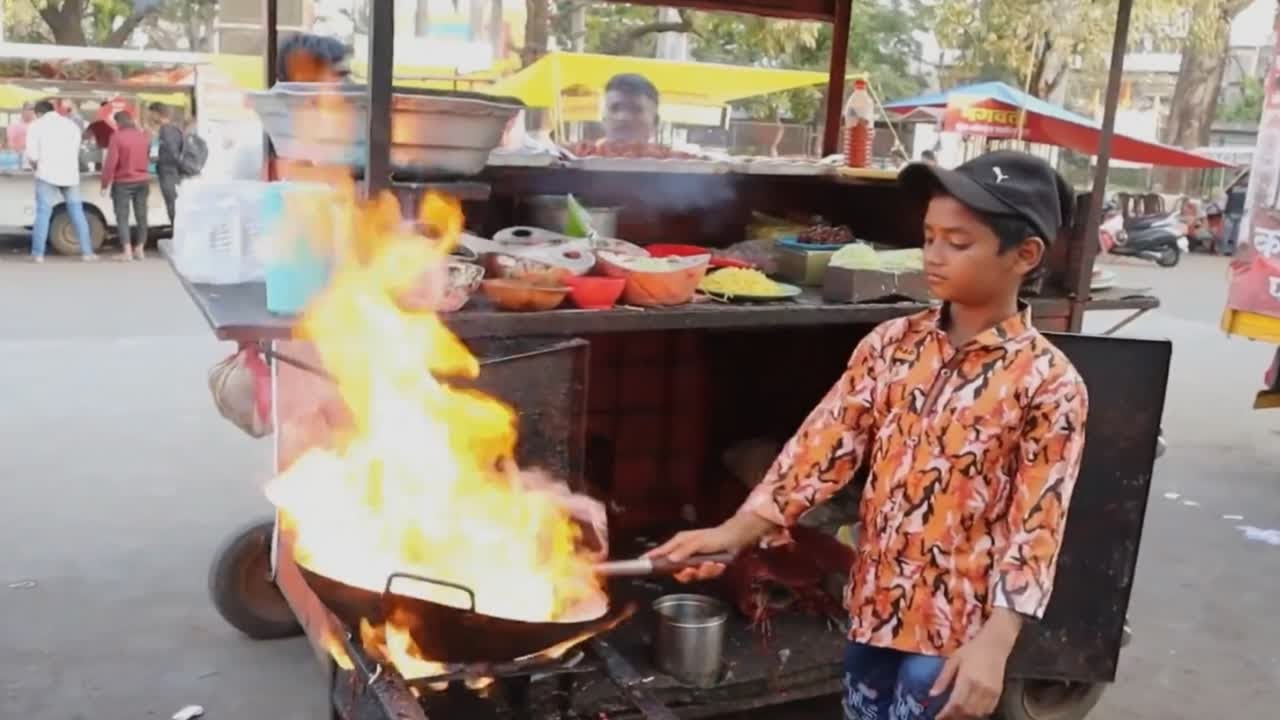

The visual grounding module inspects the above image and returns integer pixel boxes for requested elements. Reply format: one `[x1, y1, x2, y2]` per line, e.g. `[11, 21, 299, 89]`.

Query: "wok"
[299, 552, 734, 664]
[300, 567, 629, 664]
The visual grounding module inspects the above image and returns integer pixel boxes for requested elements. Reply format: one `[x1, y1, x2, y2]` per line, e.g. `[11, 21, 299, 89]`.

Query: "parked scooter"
[1108, 208, 1186, 267]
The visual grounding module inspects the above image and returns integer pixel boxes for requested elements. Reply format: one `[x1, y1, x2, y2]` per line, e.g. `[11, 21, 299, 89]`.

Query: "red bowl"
[646, 243, 755, 269]
[564, 276, 625, 309]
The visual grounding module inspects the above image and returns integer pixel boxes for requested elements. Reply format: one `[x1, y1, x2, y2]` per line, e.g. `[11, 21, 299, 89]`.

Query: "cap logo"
[993, 166, 1009, 184]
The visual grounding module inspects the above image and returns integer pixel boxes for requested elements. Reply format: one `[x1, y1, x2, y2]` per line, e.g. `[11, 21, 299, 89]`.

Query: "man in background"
[102, 111, 151, 261]
[148, 102, 184, 224]
[25, 99, 96, 262]
[8, 103, 33, 156]
[602, 73, 659, 144]
[86, 101, 116, 150]
[277, 32, 351, 82]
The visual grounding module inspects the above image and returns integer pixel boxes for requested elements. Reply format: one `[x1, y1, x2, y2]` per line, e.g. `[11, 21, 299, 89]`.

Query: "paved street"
[0, 249, 1277, 719]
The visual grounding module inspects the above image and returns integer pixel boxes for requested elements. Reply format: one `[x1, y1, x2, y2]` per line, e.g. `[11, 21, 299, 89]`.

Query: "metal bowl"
[249, 83, 524, 177]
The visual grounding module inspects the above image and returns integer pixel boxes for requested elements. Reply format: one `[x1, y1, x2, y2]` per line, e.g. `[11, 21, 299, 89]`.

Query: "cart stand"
[174, 273, 1159, 345]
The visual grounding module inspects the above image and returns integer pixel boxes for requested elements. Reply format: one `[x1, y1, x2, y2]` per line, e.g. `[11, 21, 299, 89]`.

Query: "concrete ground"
[0, 248, 1277, 719]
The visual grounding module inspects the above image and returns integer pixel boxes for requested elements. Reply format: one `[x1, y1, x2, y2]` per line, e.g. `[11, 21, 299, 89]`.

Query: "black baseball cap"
[900, 150, 1076, 245]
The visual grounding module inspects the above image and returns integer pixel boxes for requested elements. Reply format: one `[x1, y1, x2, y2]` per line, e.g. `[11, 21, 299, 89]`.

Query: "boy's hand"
[931, 609, 1023, 719]
[646, 512, 775, 582]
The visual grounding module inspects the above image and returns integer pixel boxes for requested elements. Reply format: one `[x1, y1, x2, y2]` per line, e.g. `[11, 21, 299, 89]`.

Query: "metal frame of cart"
[186, 2, 1169, 720]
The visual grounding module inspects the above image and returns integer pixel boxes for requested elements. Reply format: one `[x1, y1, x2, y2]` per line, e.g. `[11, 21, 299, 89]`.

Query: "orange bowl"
[596, 251, 710, 306]
[564, 276, 625, 309]
[481, 278, 569, 312]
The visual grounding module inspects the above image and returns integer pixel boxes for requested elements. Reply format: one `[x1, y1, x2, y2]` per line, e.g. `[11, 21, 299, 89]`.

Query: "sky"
[1232, 0, 1277, 48]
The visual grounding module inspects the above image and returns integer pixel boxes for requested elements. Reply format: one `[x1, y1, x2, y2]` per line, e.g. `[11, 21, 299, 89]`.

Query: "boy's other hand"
[646, 512, 774, 582]
[931, 609, 1023, 719]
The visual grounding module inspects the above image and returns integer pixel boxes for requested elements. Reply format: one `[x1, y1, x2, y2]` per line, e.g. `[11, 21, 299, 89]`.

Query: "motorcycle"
[1107, 207, 1186, 267]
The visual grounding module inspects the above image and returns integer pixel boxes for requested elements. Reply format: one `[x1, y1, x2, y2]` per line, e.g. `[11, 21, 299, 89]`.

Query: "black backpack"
[179, 132, 209, 177]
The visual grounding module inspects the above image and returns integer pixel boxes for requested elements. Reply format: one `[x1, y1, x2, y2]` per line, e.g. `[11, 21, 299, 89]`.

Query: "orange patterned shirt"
[743, 305, 1088, 657]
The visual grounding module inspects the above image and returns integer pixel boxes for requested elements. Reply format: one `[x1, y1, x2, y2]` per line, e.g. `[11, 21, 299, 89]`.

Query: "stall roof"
[886, 81, 1232, 169]
[610, 0, 840, 21]
[0, 42, 205, 66]
[489, 52, 831, 109]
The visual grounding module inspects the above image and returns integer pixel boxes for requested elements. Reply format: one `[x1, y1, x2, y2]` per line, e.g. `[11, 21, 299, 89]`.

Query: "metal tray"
[248, 82, 524, 177]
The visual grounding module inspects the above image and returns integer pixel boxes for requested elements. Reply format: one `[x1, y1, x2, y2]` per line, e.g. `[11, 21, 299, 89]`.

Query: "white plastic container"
[172, 180, 267, 285]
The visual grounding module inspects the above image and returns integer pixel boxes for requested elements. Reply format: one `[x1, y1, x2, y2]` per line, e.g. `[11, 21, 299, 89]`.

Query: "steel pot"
[652, 594, 727, 688]
[522, 195, 620, 238]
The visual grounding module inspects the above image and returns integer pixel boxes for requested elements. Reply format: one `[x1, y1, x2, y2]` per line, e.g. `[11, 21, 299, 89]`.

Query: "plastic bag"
[208, 343, 273, 438]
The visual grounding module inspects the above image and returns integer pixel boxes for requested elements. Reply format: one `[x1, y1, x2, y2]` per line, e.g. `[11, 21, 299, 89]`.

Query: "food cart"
[1220, 7, 1280, 411]
[0, 43, 209, 253]
[179, 1, 1170, 719]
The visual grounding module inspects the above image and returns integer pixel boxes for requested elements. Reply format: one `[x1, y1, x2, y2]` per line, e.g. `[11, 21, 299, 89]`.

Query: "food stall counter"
[173, 271, 1157, 345]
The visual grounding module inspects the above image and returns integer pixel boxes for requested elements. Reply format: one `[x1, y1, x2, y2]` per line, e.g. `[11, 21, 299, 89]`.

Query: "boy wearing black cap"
[648, 150, 1089, 720]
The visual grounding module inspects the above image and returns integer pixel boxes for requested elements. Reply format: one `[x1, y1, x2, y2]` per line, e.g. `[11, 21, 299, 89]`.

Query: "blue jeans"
[32, 179, 93, 258]
[842, 643, 950, 720]
[1219, 215, 1242, 256]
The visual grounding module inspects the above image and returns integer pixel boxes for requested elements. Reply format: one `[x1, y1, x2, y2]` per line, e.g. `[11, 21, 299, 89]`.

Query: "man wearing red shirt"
[101, 111, 151, 261]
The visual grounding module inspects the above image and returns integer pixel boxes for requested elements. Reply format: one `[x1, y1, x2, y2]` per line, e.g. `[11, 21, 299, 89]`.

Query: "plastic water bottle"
[843, 80, 875, 168]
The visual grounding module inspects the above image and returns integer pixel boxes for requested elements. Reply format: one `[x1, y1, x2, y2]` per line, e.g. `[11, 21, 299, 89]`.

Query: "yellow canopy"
[490, 52, 831, 109]
[0, 83, 44, 107]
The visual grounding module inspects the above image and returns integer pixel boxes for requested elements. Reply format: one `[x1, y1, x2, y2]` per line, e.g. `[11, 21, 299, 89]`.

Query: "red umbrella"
[886, 82, 1233, 169]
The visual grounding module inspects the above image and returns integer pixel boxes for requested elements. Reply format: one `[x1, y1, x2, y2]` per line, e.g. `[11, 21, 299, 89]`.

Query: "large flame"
[266, 186, 607, 679]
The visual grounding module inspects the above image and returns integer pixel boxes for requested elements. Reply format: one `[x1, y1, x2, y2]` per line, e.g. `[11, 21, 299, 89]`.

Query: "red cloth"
[102, 127, 151, 187]
[87, 120, 114, 149]
[723, 525, 856, 636]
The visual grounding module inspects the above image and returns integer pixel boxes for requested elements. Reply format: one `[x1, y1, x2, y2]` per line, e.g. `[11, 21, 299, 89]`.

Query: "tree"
[1218, 76, 1264, 124]
[26, 0, 162, 47]
[525, 0, 552, 66]
[1162, 0, 1254, 148]
[931, 0, 1130, 100]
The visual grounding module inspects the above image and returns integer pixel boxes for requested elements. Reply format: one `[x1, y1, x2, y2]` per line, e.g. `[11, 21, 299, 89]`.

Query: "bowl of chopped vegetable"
[596, 251, 710, 307]
[698, 267, 800, 302]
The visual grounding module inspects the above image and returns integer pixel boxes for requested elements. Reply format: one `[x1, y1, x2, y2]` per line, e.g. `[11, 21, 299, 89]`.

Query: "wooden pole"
[365, 0, 396, 198]
[262, 0, 279, 180]
[1068, 0, 1133, 332]
[821, 0, 853, 157]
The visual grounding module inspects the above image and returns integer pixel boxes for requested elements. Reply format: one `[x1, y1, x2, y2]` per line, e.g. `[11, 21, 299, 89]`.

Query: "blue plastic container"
[263, 185, 333, 315]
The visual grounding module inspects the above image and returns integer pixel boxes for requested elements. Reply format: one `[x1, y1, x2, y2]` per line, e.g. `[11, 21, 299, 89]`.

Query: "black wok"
[299, 566, 631, 664]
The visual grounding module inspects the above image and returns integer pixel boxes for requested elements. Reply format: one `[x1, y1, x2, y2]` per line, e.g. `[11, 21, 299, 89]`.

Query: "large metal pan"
[299, 552, 733, 664]
[248, 83, 524, 178]
[299, 567, 629, 664]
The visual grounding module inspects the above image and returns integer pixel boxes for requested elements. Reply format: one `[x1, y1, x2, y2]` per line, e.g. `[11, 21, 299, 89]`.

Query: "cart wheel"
[208, 518, 302, 640]
[49, 207, 107, 256]
[994, 679, 1106, 720]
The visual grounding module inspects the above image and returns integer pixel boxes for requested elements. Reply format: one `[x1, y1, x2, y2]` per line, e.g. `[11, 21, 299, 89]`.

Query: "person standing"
[101, 111, 151, 261]
[25, 99, 96, 262]
[148, 102, 184, 224]
[648, 151, 1088, 720]
[8, 103, 34, 157]
[1221, 170, 1248, 256]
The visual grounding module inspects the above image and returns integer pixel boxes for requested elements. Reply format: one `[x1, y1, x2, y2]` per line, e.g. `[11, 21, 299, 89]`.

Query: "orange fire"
[265, 185, 608, 679]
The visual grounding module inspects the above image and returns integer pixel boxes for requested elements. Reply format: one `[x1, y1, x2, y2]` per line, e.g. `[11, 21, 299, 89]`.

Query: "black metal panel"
[700, 327, 1170, 684]
[364, 0, 395, 197]
[1010, 332, 1171, 682]
[464, 337, 589, 487]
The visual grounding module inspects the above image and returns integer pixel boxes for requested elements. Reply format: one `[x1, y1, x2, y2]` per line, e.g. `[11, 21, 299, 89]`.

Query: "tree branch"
[105, 7, 159, 48]
[614, 10, 698, 54]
